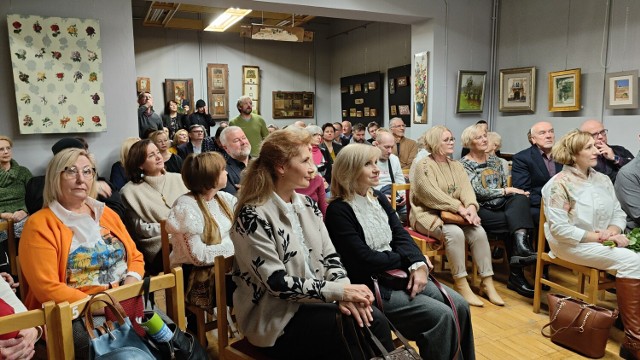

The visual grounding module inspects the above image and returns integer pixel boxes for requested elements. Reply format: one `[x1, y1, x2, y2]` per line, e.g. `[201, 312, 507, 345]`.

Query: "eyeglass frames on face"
[62, 166, 96, 179]
[443, 137, 456, 143]
[590, 129, 608, 138]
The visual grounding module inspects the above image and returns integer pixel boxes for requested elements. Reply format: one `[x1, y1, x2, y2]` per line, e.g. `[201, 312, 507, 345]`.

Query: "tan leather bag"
[440, 211, 469, 226]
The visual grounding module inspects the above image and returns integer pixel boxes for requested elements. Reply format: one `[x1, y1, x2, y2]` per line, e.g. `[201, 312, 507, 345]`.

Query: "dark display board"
[340, 71, 383, 127]
[387, 64, 411, 127]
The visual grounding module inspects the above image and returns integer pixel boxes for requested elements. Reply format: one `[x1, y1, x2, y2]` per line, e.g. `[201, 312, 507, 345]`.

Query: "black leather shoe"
[510, 231, 537, 267]
[507, 271, 535, 298]
[492, 246, 505, 260]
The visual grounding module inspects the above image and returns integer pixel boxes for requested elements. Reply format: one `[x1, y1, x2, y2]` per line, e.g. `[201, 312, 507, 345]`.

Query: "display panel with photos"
[272, 91, 314, 119]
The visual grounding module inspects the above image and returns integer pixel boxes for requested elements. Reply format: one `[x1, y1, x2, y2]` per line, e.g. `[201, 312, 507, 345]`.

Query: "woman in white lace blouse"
[166, 152, 236, 311]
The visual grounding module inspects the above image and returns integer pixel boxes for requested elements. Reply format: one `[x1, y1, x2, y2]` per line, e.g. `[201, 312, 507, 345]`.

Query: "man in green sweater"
[229, 96, 268, 157]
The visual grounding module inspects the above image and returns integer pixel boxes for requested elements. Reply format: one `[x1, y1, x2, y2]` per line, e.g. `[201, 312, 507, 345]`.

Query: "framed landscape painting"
[548, 68, 581, 112]
[499, 67, 536, 112]
[456, 70, 486, 113]
[605, 70, 638, 109]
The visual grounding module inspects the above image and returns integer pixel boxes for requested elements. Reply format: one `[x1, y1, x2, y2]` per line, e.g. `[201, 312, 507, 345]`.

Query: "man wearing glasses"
[389, 117, 418, 170]
[177, 124, 215, 159]
[580, 119, 634, 183]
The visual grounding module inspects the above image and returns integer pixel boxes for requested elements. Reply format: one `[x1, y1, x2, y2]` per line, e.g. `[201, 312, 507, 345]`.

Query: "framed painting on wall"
[456, 70, 487, 113]
[548, 68, 581, 112]
[414, 51, 428, 124]
[605, 70, 638, 109]
[165, 78, 194, 113]
[242, 65, 260, 114]
[137, 77, 150, 94]
[499, 66, 536, 112]
[207, 64, 228, 120]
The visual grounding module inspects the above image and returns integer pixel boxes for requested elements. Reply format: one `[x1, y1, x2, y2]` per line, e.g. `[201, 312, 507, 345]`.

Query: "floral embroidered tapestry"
[7, 14, 106, 134]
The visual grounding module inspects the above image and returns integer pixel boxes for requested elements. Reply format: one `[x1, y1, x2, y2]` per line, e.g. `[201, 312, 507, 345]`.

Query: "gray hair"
[305, 125, 322, 136]
[219, 125, 243, 147]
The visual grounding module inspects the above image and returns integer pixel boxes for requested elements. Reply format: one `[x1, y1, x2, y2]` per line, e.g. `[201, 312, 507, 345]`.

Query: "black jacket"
[512, 145, 562, 208]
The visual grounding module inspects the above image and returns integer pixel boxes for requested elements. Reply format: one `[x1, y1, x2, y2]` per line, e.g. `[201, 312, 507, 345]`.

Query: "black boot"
[507, 268, 535, 298]
[540, 264, 550, 291]
[510, 230, 537, 267]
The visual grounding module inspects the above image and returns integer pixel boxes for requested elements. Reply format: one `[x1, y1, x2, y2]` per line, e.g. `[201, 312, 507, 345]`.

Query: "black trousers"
[478, 194, 534, 235]
[258, 303, 394, 360]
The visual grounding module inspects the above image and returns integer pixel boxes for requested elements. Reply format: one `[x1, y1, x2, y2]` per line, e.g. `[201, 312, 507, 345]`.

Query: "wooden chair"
[54, 268, 186, 358]
[0, 301, 60, 359]
[0, 220, 17, 275]
[15, 256, 25, 301]
[160, 220, 216, 348]
[532, 200, 616, 313]
[215, 255, 270, 360]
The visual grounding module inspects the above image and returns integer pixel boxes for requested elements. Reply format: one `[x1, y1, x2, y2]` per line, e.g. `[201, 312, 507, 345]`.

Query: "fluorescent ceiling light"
[205, 8, 252, 32]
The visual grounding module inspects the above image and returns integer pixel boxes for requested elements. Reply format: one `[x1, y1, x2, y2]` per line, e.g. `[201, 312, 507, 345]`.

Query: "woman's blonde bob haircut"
[43, 148, 98, 207]
[330, 144, 381, 202]
[551, 129, 593, 166]
[0, 136, 13, 147]
[422, 125, 453, 156]
[119, 137, 140, 165]
[461, 124, 487, 148]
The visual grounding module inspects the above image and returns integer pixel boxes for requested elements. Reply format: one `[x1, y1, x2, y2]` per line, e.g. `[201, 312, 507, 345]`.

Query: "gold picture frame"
[548, 68, 581, 112]
[136, 77, 150, 94]
[207, 64, 229, 120]
[242, 65, 260, 114]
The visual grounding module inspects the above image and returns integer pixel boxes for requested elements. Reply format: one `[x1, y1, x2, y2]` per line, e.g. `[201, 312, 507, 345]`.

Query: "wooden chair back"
[54, 269, 185, 358]
[15, 256, 25, 301]
[532, 200, 616, 313]
[0, 301, 60, 359]
[0, 220, 17, 275]
[160, 220, 216, 347]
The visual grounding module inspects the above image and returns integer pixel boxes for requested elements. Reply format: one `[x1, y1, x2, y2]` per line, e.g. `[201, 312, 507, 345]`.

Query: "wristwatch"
[614, 155, 620, 164]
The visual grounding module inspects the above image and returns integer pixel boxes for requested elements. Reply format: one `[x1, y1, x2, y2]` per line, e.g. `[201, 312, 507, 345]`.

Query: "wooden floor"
[203, 256, 625, 359]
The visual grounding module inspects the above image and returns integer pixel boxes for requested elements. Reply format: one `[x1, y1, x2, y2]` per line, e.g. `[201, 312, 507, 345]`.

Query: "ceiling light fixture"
[205, 8, 252, 32]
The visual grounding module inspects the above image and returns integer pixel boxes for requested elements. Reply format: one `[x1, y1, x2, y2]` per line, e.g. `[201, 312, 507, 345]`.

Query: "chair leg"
[196, 311, 207, 348]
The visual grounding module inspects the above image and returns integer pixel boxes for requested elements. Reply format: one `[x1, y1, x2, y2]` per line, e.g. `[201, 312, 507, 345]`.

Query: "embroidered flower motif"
[73, 71, 82, 82]
[40, 96, 47, 105]
[18, 72, 29, 83]
[87, 50, 98, 62]
[60, 116, 71, 128]
[77, 116, 85, 127]
[67, 24, 78, 37]
[91, 115, 102, 126]
[57, 95, 67, 105]
[86, 26, 96, 37]
[56, 72, 64, 81]
[70, 51, 81, 62]
[51, 51, 62, 60]
[12, 21, 22, 34]
[33, 21, 42, 33]
[89, 72, 97, 82]
[90, 93, 100, 104]
[34, 48, 45, 58]
[22, 115, 33, 127]
[14, 49, 26, 60]
[37, 72, 46, 82]
[20, 94, 31, 104]
[42, 117, 52, 127]
[50, 24, 60, 37]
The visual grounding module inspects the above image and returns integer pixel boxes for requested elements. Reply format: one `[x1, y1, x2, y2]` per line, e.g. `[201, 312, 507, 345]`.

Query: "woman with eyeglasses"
[19, 148, 144, 310]
[121, 139, 188, 274]
[150, 130, 183, 173]
[0, 136, 32, 243]
[410, 126, 501, 307]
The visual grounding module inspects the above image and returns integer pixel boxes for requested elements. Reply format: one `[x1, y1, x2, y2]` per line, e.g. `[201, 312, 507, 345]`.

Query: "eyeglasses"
[391, 124, 406, 129]
[62, 166, 95, 179]
[590, 129, 608, 138]
[0, 146, 11, 153]
[443, 137, 456, 143]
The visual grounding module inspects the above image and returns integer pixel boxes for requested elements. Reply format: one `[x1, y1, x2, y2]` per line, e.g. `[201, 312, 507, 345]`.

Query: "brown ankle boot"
[616, 278, 640, 359]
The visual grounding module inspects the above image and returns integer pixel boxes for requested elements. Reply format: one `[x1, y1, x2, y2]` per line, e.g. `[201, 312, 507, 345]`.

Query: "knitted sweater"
[0, 159, 32, 213]
[231, 193, 349, 347]
[409, 156, 479, 232]
[121, 173, 187, 269]
[19, 201, 144, 310]
[229, 114, 269, 157]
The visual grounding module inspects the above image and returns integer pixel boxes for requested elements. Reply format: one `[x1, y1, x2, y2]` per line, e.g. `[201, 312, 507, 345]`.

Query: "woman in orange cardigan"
[19, 148, 144, 310]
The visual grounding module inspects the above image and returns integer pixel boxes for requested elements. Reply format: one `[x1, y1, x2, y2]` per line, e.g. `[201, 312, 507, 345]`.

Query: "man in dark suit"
[580, 119, 634, 183]
[177, 124, 215, 159]
[512, 121, 562, 227]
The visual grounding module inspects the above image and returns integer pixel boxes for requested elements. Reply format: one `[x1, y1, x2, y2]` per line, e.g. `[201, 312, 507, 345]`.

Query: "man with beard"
[349, 123, 369, 144]
[220, 126, 252, 196]
[229, 96, 268, 157]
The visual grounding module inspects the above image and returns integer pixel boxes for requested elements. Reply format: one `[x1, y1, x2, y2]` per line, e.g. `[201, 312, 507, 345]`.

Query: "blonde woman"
[166, 152, 236, 311]
[150, 130, 183, 173]
[110, 137, 139, 190]
[169, 129, 189, 155]
[486, 132, 509, 176]
[326, 144, 475, 360]
[410, 125, 502, 307]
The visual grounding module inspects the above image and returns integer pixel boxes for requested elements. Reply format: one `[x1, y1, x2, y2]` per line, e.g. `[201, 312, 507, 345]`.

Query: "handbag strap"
[541, 298, 588, 338]
[141, 276, 153, 309]
[337, 312, 367, 360]
[371, 276, 384, 312]
[84, 292, 128, 339]
[429, 274, 461, 360]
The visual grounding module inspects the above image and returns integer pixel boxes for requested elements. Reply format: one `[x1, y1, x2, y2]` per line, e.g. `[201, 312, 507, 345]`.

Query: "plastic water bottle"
[140, 312, 173, 342]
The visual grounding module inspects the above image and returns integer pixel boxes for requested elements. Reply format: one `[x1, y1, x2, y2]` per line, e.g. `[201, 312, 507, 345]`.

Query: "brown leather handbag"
[541, 293, 618, 358]
[440, 211, 469, 226]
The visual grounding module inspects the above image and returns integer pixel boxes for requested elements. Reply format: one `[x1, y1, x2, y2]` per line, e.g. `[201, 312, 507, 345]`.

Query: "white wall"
[0, 0, 138, 175]
[495, 0, 640, 155]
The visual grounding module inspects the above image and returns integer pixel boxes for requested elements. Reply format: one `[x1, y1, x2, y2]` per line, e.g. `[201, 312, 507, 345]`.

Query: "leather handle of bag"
[84, 292, 127, 339]
[430, 274, 461, 360]
[141, 276, 153, 308]
[541, 301, 587, 338]
[371, 276, 384, 312]
[337, 312, 368, 360]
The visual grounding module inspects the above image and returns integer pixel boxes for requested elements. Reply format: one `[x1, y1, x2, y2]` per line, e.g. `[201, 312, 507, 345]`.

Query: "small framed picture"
[390, 105, 397, 116]
[548, 68, 581, 112]
[370, 108, 377, 117]
[398, 105, 410, 115]
[389, 79, 395, 94]
[349, 85, 354, 94]
[397, 76, 408, 87]
[499, 66, 536, 112]
[364, 107, 370, 117]
[342, 109, 347, 117]
[350, 108, 357, 117]
[368, 81, 377, 91]
[605, 70, 638, 109]
[354, 98, 364, 105]
[456, 70, 487, 113]
[341, 86, 348, 93]
[364, 85, 369, 94]
[356, 110, 363, 117]
[354, 83, 362, 92]
[137, 77, 150, 94]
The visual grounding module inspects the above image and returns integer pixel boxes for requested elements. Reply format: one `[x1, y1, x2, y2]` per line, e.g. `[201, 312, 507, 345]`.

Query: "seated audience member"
[579, 119, 634, 183]
[461, 120, 488, 158]
[486, 131, 509, 176]
[326, 144, 475, 359]
[121, 140, 188, 274]
[0, 274, 41, 359]
[293, 120, 307, 128]
[211, 126, 229, 159]
[615, 134, 640, 230]
[320, 123, 343, 161]
[0, 136, 31, 242]
[409, 132, 431, 181]
[177, 124, 215, 160]
[267, 124, 278, 134]
[373, 130, 406, 221]
[542, 129, 640, 359]
[110, 137, 140, 191]
[220, 126, 251, 196]
[340, 120, 353, 146]
[410, 126, 502, 307]
[166, 152, 236, 311]
[332, 122, 344, 143]
[26, 138, 126, 220]
[187, 99, 216, 135]
[389, 117, 418, 170]
[349, 123, 369, 144]
[460, 124, 537, 298]
[230, 129, 394, 358]
[307, 125, 333, 186]
[295, 166, 328, 217]
[511, 121, 562, 228]
[229, 96, 269, 157]
[366, 121, 379, 144]
[150, 130, 183, 174]
[162, 100, 187, 139]
[137, 92, 163, 138]
[20, 148, 144, 310]
[169, 129, 189, 155]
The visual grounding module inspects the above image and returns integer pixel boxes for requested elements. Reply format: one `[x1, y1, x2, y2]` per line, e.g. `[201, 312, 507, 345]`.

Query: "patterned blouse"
[460, 154, 507, 207]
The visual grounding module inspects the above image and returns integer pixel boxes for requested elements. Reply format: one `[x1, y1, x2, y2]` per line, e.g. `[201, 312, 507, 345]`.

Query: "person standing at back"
[229, 96, 268, 157]
[187, 99, 216, 136]
[137, 92, 163, 138]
